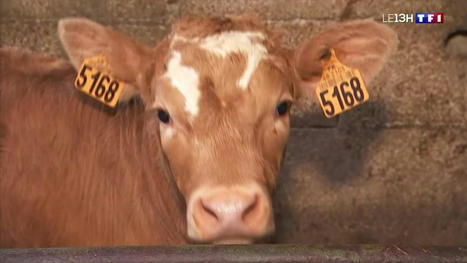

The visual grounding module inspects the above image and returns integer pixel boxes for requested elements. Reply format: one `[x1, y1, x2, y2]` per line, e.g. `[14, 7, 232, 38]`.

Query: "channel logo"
[415, 13, 444, 23]
[382, 13, 444, 24]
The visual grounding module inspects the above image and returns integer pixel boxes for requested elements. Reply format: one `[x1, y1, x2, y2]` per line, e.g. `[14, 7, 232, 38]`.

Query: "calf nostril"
[241, 194, 258, 221]
[201, 200, 219, 221]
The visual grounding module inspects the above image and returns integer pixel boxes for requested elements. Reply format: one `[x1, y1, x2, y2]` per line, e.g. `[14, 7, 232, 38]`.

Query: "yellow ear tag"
[74, 55, 125, 108]
[315, 49, 369, 118]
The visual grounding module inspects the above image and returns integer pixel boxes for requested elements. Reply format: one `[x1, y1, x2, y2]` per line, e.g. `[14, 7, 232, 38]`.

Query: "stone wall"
[1, 0, 466, 245]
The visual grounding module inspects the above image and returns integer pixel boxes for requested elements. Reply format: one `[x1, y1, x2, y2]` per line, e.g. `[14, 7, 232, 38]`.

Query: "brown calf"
[0, 16, 397, 247]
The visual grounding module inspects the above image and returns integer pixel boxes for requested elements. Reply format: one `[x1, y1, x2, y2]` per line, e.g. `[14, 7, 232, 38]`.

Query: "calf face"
[59, 16, 397, 244]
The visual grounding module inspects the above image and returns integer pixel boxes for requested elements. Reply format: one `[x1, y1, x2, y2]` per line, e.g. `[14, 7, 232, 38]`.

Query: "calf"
[0, 16, 397, 247]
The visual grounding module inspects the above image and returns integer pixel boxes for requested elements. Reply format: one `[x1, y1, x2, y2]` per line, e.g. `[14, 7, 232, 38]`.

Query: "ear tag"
[74, 55, 125, 108]
[315, 49, 369, 118]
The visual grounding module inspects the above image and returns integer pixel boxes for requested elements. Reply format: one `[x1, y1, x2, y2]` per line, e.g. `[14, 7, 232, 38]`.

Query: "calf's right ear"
[58, 18, 155, 103]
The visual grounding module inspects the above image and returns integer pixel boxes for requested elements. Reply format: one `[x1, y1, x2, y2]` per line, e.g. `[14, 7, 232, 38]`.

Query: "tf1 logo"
[416, 13, 444, 23]
[382, 13, 444, 24]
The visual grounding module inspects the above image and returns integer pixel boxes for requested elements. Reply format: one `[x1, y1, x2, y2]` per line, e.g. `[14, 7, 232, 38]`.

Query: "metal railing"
[2, 245, 467, 263]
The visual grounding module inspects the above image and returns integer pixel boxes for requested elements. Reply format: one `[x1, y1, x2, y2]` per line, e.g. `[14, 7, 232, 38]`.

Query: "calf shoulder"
[0, 48, 186, 247]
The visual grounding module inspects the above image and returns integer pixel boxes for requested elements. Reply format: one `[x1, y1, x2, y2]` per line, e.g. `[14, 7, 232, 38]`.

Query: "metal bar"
[1, 245, 467, 263]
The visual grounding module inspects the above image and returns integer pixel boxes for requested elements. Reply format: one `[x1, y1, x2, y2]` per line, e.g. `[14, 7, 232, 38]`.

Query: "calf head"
[59, 16, 397, 244]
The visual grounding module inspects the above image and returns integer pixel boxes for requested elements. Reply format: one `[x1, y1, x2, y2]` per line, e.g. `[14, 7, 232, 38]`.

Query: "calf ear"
[293, 19, 397, 99]
[58, 18, 154, 102]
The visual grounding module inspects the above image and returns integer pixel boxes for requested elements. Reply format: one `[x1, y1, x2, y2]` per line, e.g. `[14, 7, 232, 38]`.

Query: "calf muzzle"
[187, 184, 274, 244]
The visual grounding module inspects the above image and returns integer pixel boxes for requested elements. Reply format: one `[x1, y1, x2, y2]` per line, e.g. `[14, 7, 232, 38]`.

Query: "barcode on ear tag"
[315, 49, 369, 118]
[74, 55, 124, 108]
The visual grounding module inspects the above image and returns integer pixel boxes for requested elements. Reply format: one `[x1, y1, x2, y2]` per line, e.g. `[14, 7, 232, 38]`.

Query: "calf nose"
[201, 192, 257, 225]
[189, 186, 273, 243]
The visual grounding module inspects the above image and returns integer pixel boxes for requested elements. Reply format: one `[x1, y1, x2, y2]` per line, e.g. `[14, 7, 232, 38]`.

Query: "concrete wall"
[1, 0, 466, 245]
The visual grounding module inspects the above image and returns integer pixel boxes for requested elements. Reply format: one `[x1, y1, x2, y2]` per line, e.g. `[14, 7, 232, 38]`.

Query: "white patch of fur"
[173, 31, 268, 90]
[200, 32, 267, 89]
[164, 51, 200, 116]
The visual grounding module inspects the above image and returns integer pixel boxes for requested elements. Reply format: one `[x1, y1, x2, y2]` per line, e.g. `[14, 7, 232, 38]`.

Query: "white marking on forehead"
[200, 32, 267, 89]
[173, 31, 268, 90]
[164, 51, 200, 116]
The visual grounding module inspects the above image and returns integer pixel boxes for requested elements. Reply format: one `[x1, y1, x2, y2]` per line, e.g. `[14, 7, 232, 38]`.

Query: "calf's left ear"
[293, 19, 398, 99]
[58, 18, 154, 103]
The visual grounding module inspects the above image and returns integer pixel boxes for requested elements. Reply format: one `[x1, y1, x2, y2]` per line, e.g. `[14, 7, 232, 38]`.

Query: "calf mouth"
[213, 238, 253, 244]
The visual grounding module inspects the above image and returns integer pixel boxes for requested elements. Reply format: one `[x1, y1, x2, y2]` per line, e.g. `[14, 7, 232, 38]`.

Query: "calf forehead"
[197, 31, 268, 90]
[161, 30, 273, 118]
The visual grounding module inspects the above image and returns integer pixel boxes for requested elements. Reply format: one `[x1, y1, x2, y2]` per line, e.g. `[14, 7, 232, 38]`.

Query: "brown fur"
[0, 48, 186, 247]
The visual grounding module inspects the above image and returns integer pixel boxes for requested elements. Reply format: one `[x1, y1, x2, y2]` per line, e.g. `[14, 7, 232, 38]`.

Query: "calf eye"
[276, 101, 290, 116]
[157, 109, 171, 124]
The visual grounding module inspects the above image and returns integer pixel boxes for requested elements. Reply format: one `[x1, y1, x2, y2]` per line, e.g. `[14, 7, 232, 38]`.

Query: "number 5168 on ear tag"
[74, 56, 124, 108]
[316, 49, 369, 118]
